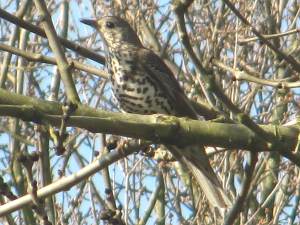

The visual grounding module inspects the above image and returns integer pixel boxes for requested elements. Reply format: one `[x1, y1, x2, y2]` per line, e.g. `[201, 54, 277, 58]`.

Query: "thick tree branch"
[0, 89, 298, 157]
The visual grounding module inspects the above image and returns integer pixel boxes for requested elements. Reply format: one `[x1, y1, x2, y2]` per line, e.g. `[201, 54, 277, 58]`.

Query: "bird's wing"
[138, 48, 199, 119]
[138, 49, 231, 208]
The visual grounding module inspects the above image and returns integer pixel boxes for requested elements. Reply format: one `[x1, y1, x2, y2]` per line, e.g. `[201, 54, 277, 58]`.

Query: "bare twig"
[222, 0, 300, 73]
[33, 0, 80, 104]
[0, 8, 105, 64]
[0, 43, 108, 78]
[212, 59, 300, 88]
[0, 139, 142, 217]
[0, 0, 31, 87]
[172, 0, 281, 152]
[137, 172, 164, 225]
[238, 28, 300, 44]
[223, 152, 257, 225]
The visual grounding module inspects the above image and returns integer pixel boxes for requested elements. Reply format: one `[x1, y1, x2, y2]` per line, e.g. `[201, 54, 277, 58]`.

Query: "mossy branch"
[0, 89, 298, 158]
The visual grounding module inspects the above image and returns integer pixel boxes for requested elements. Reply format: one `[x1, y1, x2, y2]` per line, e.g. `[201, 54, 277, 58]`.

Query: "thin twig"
[212, 59, 300, 88]
[0, 139, 142, 217]
[172, 0, 280, 151]
[0, 8, 105, 64]
[33, 0, 80, 104]
[0, 0, 32, 87]
[238, 28, 300, 44]
[244, 174, 287, 225]
[223, 152, 257, 225]
[222, 0, 300, 73]
[0, 42, 108, 78]
[137, 172, 164, 225]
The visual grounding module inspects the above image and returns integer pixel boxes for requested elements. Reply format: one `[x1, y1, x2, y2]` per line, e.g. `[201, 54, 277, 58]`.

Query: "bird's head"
[80, 16, 142, 49]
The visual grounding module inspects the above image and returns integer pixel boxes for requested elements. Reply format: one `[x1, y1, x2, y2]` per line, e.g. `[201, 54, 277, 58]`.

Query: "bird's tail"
[169, 145, 231, 209]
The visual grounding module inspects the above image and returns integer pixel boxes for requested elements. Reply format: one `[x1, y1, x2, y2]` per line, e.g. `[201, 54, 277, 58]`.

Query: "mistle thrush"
[81, 16, 230, 208]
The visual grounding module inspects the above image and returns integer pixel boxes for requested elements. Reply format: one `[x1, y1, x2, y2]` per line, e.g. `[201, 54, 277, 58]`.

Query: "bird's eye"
[105, 21, 115, 29]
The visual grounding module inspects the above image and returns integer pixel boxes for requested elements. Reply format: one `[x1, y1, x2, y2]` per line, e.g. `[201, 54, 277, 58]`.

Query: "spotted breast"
[107, 49, 174, 115]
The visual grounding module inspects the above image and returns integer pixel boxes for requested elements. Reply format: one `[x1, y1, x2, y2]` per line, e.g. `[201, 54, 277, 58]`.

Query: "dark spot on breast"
[145, 77, 157, 91]
[145, 96, 152, 104]
[131, 77, 138, 83]
[137, 88, 141, 93]
[142, 87, 149, 94]
[127, 87, 135, 92]
[162, 105, 171, 114]
[119, 94, 142, 100]
[123, 105, 135, 113]
[167, 100, 173, 110]
[137, 78, 146, 85]
[130, 64, 137, 71]
[158, 92, 164, 97]
[120, 98, 137, 106]
[122, 84, 135, 92]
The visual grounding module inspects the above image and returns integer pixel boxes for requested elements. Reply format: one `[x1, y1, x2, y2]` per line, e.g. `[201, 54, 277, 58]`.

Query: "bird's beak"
[80, 18, 98, 28]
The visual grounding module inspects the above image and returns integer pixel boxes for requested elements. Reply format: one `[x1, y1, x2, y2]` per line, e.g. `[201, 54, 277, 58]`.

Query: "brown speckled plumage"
[81, 16, 231, 208]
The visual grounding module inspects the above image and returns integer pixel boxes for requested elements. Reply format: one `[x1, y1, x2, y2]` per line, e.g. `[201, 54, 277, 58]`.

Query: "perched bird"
[81, 16, 230, 208]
